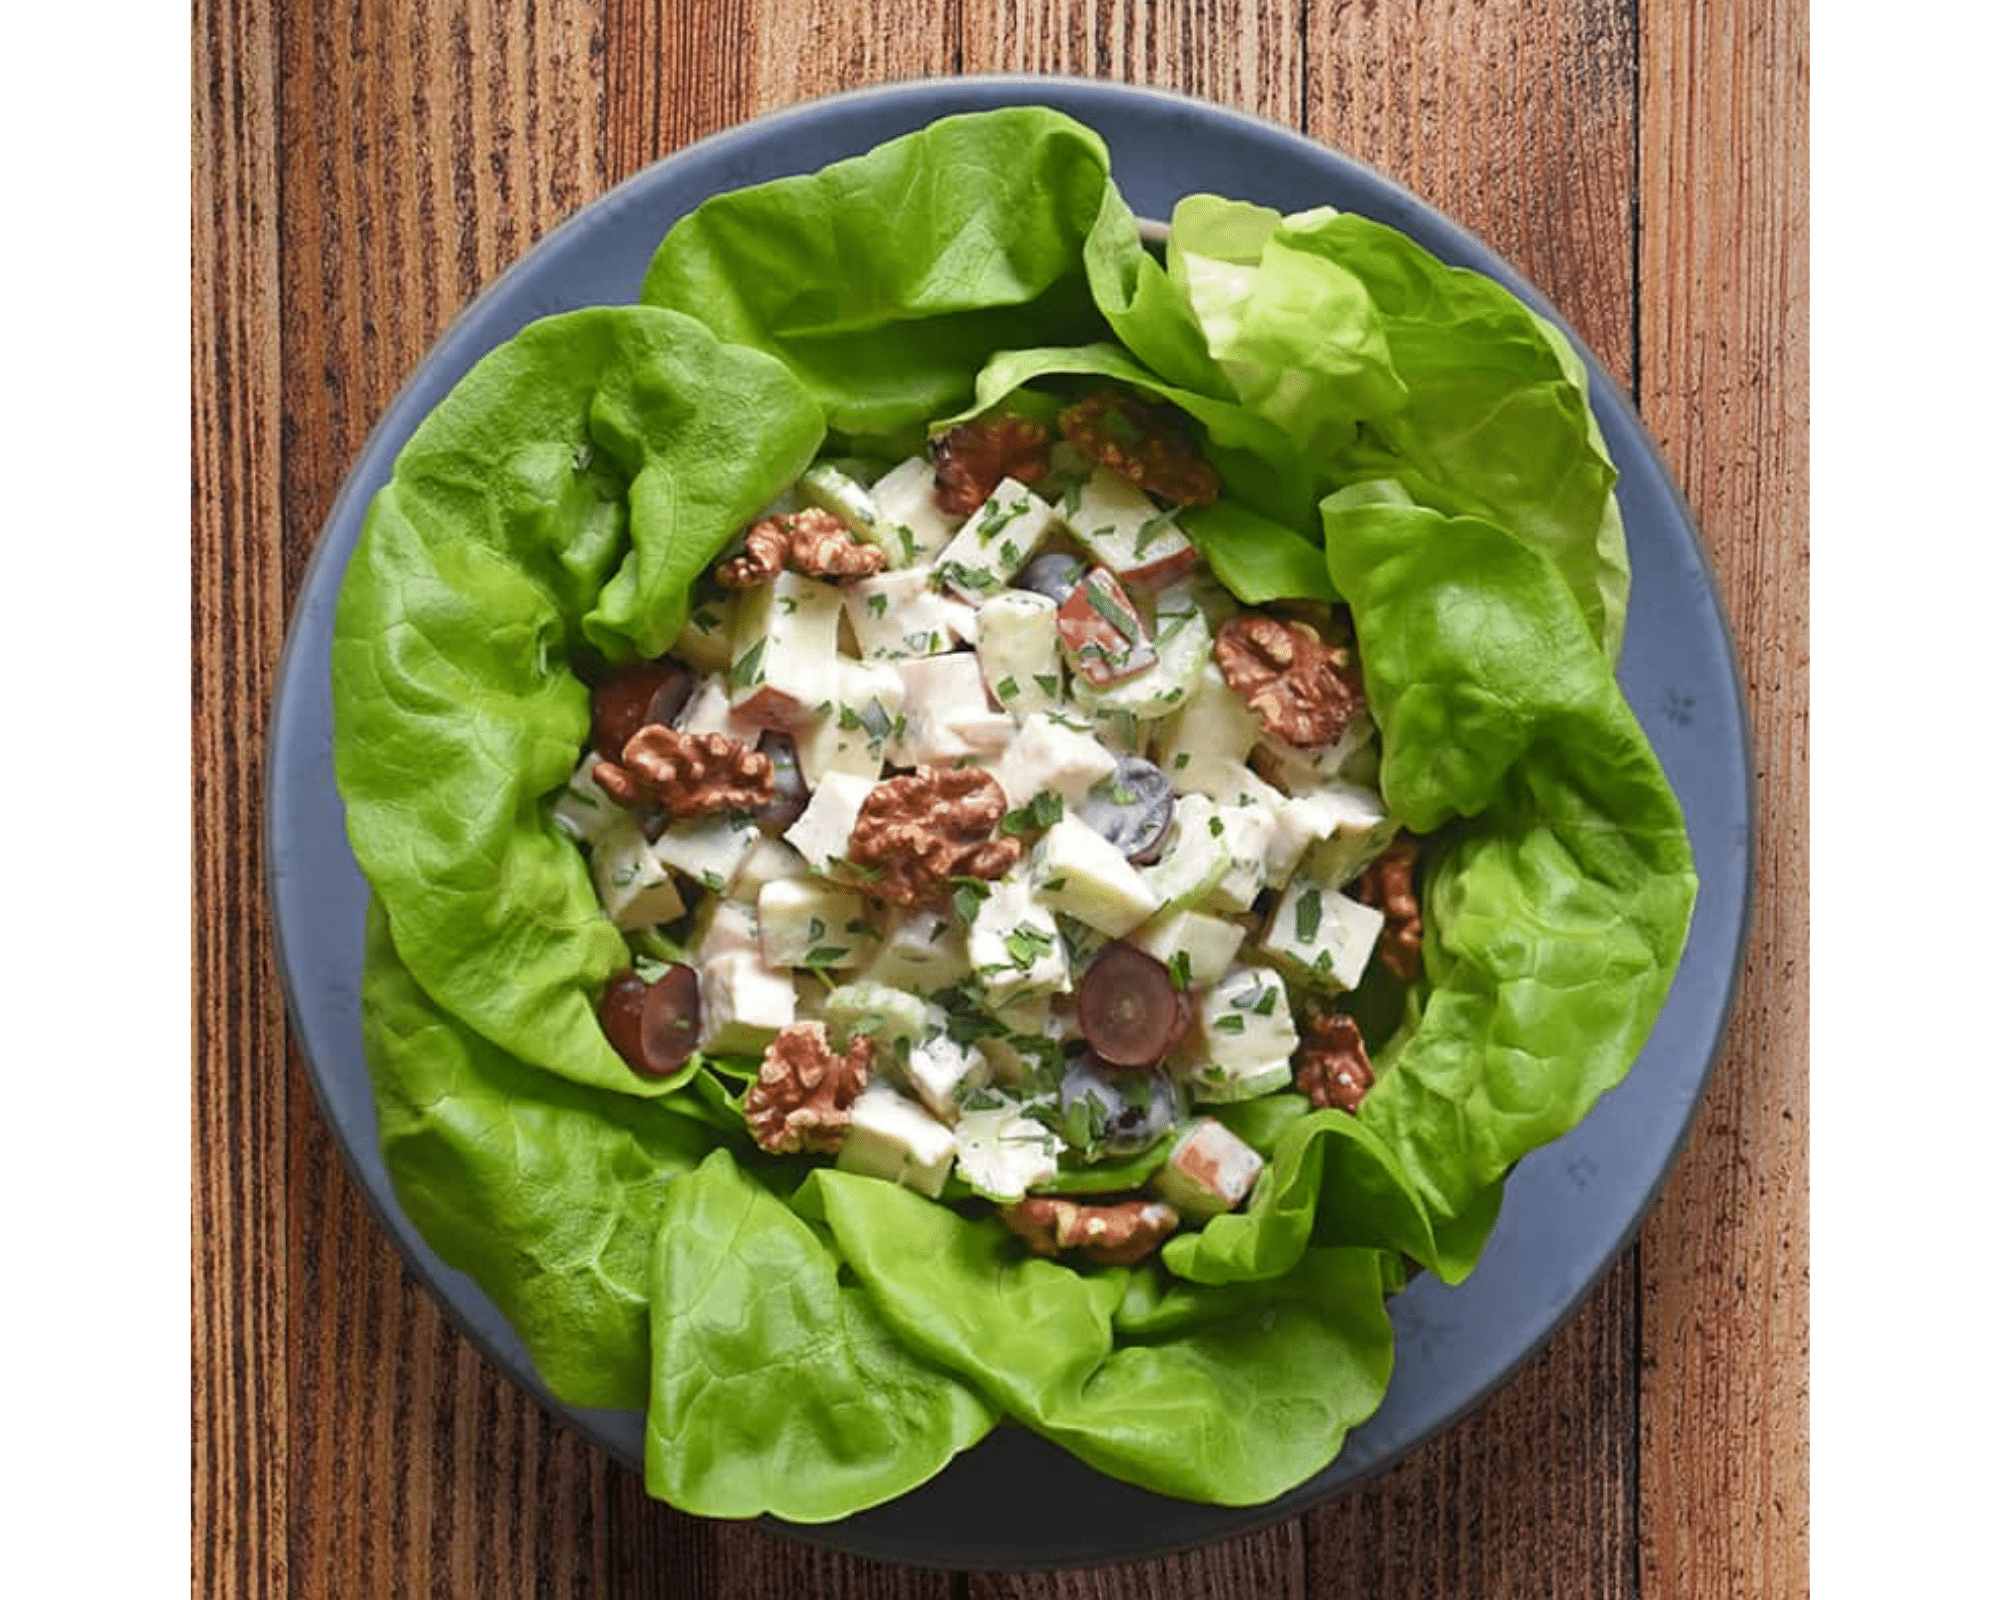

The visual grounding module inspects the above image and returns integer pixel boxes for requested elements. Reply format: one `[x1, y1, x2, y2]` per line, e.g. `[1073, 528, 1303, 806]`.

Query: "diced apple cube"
[669, 594, 738, 675]
[1128, 908, 1247, 989]
[727, 571, 845, 729]
[1290, 784, 1402, 890]
[1155, 661, 1266, 796]
[823, 981, 930, 1056]
[858, 907, 973, 992]
[550, 754, 623, 847]
[1259, 879, 1384, 993]
[887, 652, 997, 767]
[836, 1082, 956, 1198]
[757, 878, 874, 970]
[931, 477, 1057, 602]
[867, 456, 966, 567]
[689, 897, 760, 965]
[1031, 814, 1161, 938]
[994, 712, 1119, 810]
[1137, 794, 1232, 912]
[1207, 804, 1276, 914]
[590, 809, 688, 929]
[1176, 965, 1298, 1104]
[968, 874, 1070, 1006]
[901, 1029, 991, 1124]
[651, 811, 762, 896]
[843, 566, 979, 660]
[1057, 464, 1199, 587]
[1055, 567, 1157, 687]
[675, 673, 761, 740]
[954, 1102, 1063, 1201]
[697, 951, 796, 1055]
[792, 659, 905, 785]
[1149, 1118, 1265, 1219]
[975, 589, 1065, 720]
[729, 835, 809, 898]
[782, 769, 876, 874]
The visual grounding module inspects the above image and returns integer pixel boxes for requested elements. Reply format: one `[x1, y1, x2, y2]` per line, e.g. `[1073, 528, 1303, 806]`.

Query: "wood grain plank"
[193, 1, 289, 1595]
[975, 1522, 1304, 1600]
[1635, 1, 1809, 1596]
[747, 0, 960, 109]
[1303, 1269, 1638, 1598]
[1296, 4, 1644, 1594]
[274, 5, 612, 1596]
[604, 0, 756, 184]
[960, 0, 1302, 113]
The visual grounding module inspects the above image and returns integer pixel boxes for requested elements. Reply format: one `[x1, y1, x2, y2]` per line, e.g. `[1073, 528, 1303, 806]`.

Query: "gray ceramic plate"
[266, 75, 1752, 1571]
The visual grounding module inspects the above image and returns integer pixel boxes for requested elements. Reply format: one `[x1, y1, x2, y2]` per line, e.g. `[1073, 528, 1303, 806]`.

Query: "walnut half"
[741, 1022, 874, 1154]
[844, 767, 1022, 908]
[595, 726, 773, 818]
[717, 507, 885, 588]
[1354, 834, 1423, 982]
[1213, 614, 1363, 749]
[997, 1195, 1181, 1267]
[1294, 1010, 1375, 1114]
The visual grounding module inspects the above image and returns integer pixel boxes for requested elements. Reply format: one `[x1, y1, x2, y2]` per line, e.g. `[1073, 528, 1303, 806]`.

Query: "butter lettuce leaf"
[1323, 495, 1697, 1234]
[645, 1154, 995, 1521]
[333, 306, 822, 1095]
[640, 108, 1140, 437]
[360, 903, 716, 1410]
[804, 1171, 1395, 1505]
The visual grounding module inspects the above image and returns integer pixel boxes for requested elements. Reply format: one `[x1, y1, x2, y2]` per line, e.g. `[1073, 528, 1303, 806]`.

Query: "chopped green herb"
[1213, 1013, 1247, 1034]
[728, 635, 767, 690]
[1295, 887, 1324, 942]
[867, 592, 890, 618]
[1133, 509, 1179, 557]
[1004, 926, 1057, 969]
[1166, 951, 1192, 990]
[1034, 672, 1061, 698]
[1081, 576, 1143, 645]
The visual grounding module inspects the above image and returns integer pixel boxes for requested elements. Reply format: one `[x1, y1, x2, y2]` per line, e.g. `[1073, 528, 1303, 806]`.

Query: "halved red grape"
[589, 660, 694, 758]
[1076, 942, 1192, 1068]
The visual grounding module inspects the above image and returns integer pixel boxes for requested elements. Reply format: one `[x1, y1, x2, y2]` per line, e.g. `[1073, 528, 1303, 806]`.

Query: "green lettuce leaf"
[804, 1171, 1395, 1505]
[644, 1154, 995, 1521]
[1322, 495, 1697, 1234]
[360, 902, 716, 1409]
[1152, 202, 1628, 657]
[332, 306, 822, 1095]
[639, 109, 1135, 437]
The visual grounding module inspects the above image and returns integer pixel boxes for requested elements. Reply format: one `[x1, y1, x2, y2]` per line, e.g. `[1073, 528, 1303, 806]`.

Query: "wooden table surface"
[192, 2, 1808, 1594]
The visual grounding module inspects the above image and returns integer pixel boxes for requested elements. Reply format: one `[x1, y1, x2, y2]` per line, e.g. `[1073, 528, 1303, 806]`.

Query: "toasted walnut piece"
[1294, 1010, 1376, 1114]
[612, 726, 774, 818]
[781, 506, 886, 580]
[1213, 614, 1364, 748]
[845, 767, 1023, 908]
[742, 1022, 874, 1154]
[998, 1195, 1181, 1267]
[1056, 389, 1221, 507]
[931, 415, 1054, 517]
[716, 508, 886, 589]
[1355, 834, 1423, 982]
[716, 518, 791, 589]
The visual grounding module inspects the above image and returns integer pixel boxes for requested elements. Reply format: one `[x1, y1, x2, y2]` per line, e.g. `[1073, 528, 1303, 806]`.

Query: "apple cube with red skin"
[1055, 567, 1157, 687]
